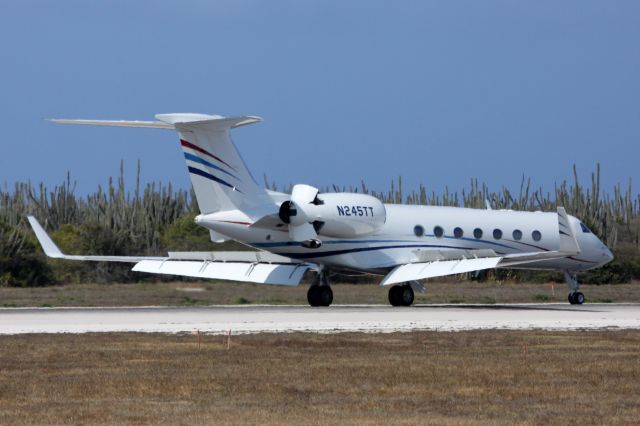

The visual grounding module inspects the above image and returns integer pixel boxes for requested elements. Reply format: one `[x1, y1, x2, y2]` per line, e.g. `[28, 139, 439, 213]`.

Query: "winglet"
[27, 216, 64, 258]
[557, 207, 581, 255]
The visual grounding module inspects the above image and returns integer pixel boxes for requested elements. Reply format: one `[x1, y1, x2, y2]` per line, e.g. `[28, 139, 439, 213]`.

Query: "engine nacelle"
[280, 190, 386, 239]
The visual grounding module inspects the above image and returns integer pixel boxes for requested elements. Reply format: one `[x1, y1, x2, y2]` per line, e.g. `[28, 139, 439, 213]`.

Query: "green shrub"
[0, 219, 53, 286]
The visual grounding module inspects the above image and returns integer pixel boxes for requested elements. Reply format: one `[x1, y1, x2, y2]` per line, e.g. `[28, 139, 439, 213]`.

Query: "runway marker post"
[192, 328, 201, 350]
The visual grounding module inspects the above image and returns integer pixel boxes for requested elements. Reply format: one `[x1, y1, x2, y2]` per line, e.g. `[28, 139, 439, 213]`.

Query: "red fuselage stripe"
[180, 139, 236, 171]
[219, 220, 253, 226]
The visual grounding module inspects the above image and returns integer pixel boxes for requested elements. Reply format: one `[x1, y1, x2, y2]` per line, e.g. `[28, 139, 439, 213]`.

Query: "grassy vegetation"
[2, 281, 640, 307]
[0, 330, 639, 424]
[2, 163, 639, 285]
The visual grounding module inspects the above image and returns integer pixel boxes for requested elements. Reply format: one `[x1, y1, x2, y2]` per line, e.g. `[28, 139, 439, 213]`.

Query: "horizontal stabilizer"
[155, 114, 262, 129]
[50, 114, 263, 131]
[50, 119, 174, 129]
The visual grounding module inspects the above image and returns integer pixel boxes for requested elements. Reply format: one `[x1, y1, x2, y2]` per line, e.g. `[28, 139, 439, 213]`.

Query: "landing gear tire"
[564, 271, 585, 305]
[389, 284, 414, 307]
[389, 286, 402, 306]
[568, 292, 585, 305]
[308, 285, 320, 306]
[307, 285, 333, 307]
[574, 292, 585, 305]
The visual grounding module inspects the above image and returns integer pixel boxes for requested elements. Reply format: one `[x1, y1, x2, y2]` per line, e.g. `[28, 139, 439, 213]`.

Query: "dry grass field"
[2, 281, 640, 307]
[0, 330, 639, 425]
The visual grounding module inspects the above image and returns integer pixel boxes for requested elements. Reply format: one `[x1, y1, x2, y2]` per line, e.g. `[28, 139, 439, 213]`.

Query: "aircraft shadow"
[411, 304, 601, 313]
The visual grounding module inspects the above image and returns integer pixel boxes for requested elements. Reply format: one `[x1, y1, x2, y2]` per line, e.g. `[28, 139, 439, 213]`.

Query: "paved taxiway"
[1, 304, 639, 334]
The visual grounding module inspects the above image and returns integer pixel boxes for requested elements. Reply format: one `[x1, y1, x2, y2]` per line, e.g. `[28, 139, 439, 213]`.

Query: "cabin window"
[473, 228, 483, 239]
[434, 226, 444, 238]
[493, 228, 503, 240]
[454, 227, 464, 238]
[414, 225, 424, 237]
[512, 229, 523, 240]
[532, 230, 542, 241]
[580, 222, 592, 233]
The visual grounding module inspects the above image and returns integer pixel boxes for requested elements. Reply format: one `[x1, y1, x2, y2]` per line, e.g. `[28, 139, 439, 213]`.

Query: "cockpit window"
[580, 222, 592, 233]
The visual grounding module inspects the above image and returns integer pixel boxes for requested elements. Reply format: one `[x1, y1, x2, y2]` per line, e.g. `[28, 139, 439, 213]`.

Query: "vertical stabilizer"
[155, 114, 274, 216]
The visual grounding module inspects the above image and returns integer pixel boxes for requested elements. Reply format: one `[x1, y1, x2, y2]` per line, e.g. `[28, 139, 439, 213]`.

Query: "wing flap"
[133, 260, 309, 286]
[380, 257, 502, 286]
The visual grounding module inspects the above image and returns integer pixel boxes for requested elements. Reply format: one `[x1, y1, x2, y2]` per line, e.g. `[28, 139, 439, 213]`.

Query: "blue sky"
[1, 1, 638, 196]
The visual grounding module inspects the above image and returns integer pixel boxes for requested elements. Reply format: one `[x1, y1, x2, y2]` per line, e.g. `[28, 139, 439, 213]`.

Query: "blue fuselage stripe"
[253, 237, 522, 251]
[188, 166, 240, 192]
[276, 244, 508, 259]
[184, 152, 238, 180]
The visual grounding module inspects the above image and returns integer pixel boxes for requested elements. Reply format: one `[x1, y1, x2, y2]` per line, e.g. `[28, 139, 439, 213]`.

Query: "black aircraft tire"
[568, 293, 576, 305]
[574, 292, 585, 305]
[389, 286, 402, 306]
[307, 286, 321, 307]
[319, 286, 333, 307]
[401, 285, 415, 306]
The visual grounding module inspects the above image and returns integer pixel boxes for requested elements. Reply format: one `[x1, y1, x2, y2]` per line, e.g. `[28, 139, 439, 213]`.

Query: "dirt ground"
[0, 330, 638, 425]
[1, 280, 640, 307]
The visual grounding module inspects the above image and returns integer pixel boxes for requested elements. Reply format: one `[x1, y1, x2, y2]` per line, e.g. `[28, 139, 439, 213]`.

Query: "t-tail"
[51, 113, 275, 218]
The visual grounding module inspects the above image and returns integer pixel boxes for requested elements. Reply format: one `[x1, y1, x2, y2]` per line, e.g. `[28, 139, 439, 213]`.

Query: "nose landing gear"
[564, 271, 585, 305]
[568, 291, 585, 305]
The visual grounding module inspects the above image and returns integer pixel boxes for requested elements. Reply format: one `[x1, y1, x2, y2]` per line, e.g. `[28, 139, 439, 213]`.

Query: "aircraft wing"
[132, 260, 309, 286]
[380, 207, 581, 286]
[27, 216, 312, 286]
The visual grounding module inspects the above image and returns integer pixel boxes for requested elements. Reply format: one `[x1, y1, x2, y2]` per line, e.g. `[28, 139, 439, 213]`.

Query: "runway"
[1, 303, 640, 334]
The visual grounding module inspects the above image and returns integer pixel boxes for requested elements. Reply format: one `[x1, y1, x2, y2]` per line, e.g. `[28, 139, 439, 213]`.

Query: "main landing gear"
[388, 284, 414, 307]
[307, 271, 333, 307]
[564, 271, 585, 305]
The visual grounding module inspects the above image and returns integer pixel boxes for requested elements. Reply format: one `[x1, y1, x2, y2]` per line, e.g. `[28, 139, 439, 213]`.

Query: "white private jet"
[28, 113, 614, 306]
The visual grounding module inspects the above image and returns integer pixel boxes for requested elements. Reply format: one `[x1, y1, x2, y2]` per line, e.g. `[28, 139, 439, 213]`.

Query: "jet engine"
[278, 184, 386, 248]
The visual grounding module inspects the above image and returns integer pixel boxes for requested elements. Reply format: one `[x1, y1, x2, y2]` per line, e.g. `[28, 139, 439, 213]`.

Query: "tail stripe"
[183, 152, 239, 180]
[187, 166, 243, 194]
[180, 139, 236, 171]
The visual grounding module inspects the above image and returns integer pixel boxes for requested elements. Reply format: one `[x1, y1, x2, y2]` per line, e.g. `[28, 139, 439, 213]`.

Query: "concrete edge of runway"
[1, 302, 639, 311]
[1, 303, 639, 335]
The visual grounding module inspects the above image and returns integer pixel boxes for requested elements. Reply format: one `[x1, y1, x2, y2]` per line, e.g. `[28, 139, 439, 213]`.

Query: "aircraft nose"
[604, 247, 614, 263]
